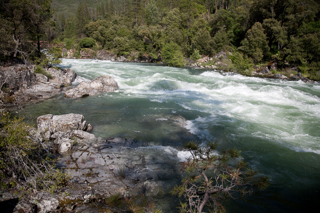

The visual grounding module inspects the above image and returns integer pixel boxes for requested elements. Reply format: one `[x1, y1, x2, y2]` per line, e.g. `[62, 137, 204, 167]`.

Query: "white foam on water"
[156, 118, 168, 121]
[177, 151, 192, 162]
[59, 59, 320, 155]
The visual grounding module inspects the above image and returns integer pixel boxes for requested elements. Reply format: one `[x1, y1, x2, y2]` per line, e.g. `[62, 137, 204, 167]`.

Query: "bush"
[34, 65, 53, 79]
[0, 112, 70, 191]
[191, 49, 201, 61]
[162, 42, 185, 67]
[64, 38, 74, 50]
[79, 37, 96, 48]
[229, 52, 254, 74]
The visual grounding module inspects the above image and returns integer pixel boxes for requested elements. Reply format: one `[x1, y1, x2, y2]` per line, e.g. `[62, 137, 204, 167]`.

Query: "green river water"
[18, 59, 320, 212]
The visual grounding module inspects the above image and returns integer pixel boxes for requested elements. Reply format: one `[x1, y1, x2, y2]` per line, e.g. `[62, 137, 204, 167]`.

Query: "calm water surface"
[19, 59, 320, 212]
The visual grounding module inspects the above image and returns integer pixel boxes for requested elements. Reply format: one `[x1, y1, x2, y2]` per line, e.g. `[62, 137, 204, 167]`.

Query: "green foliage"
[172, 142, 269, 213]
[240, 22, 269, 63]
[162, 42, 185, 67]
[0, 0, 53, 62]
[191, 49, 201, 61]
[0, 112, 70, 191]
[45, 0, 320, 80]
[146, 0, 160, 26]
[64, 38, 74, 50]
[229, 52, 254, 74]
[34, 66, 53, 79]
[113, 37, 130, 56]
[79, 37, 96, 48]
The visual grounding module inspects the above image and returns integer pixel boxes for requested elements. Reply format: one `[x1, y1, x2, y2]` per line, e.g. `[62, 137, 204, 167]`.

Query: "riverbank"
[62, 48, 318, 84]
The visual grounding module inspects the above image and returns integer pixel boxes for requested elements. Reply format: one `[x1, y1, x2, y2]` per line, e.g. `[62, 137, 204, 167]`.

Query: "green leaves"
[162, 42, 185, 67]
[146, 0, 160, 26]
[79, 37, 96, 48]
[240, 22, 269, 63]
[172, 142, 269, 212]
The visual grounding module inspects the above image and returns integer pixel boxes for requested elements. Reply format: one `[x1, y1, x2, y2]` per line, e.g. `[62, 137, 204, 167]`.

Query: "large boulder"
[80, 49, 95, 59]
[0, 65, 77, 107]
[0, 65, 36, 93]
[96, 49, 116, 60]
[37, 113, 91, 141]
[46, 68, 77, 87]
[65, 75, 119, 98]
[274, 73, 288, 79]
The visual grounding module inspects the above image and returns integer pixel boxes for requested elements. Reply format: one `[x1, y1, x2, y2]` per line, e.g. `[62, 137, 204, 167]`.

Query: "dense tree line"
[51, 0, 320, 79]
[1, 0, 319, 80]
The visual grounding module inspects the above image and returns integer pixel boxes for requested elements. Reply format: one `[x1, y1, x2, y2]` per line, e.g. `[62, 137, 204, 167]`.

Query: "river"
[19, 59, 320, 212]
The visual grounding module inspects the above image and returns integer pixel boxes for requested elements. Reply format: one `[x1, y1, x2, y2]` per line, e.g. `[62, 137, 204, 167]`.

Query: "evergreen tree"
[132, 0, 143, 25]
[0, 0, 53, 63]
[146, 0, 160, 26]
[240, 22, 269, 63]
[76, 0, 91, 38]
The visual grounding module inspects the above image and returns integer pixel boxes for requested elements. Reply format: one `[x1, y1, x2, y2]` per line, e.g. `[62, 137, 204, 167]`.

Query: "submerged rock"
[65, 75, 119, 98]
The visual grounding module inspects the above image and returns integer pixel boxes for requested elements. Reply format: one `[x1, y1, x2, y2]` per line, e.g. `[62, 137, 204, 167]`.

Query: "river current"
[19, 59, 320, 212]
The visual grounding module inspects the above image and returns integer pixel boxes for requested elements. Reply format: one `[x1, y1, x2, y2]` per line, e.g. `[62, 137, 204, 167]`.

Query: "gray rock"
[259, 67, 270, 74]
[31, 192, 59, 213]
[58, 138, 73, 153]
[46, 68, 77, 87]
[65, 75, 119, 98]
[80, 49, 95, 59]
[72, 130, 97, 141]
[0, 65, 36, 92]
[66, 49, 76, 59]
[0, 65, 76, 107]
[116, 56, 128, 62]
[13, 200, 36, 213]
[36, 113, 92, 141]
[274, 73, 288, 79]
[96, 49, 116, 60]
[290, 75, 300, 80]
[214, 51, 228, 60]
[35, 73, 48, 83]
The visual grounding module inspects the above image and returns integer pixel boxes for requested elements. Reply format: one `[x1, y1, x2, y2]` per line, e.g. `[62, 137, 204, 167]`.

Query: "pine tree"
[146, 0, 160, 26]
[132, 0, 142, 25]
[76, 0, 91, 38]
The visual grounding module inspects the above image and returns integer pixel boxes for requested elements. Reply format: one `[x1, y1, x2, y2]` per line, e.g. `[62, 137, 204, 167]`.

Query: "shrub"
[64, 38, 74, 50]
[79, 37, 96, 48]
[191, 49, 201, 61]
[162, 42, 185, 67]
[229, 52, 254, 74]
[0, 112, 70, 191]
[34, 65, 53, 79]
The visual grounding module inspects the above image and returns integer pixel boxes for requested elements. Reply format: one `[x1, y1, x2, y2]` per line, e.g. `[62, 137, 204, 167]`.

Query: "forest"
[1, 0, 320, 80]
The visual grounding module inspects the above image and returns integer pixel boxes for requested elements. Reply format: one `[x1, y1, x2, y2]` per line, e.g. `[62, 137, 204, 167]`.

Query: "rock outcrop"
[0, 65, 77, 109]
[80, 49, 95, 59]
[96, 49, 116, 61]
[36, 113, 93, 142]
[65, 75, 119, 98]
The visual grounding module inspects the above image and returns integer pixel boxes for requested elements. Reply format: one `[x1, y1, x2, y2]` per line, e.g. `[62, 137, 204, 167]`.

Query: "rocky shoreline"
[0, 63, 184, 212]
[63, 48, 318, 84]
[1, 112, 184, 213]
[0, 64, 119, 110]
